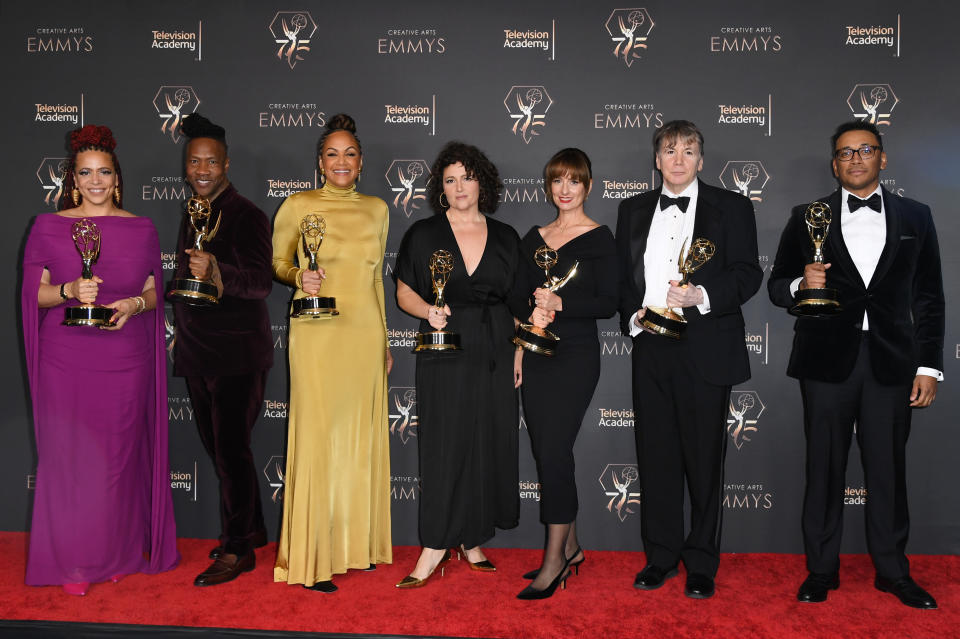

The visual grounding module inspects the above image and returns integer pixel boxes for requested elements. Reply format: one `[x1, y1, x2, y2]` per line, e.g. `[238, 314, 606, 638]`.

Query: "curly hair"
[426, 141, 502, 215]
[58, 124, 123, 211]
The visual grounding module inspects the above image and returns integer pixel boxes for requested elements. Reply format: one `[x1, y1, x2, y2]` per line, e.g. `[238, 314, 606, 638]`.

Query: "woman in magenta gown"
[20, 125, 179, 595]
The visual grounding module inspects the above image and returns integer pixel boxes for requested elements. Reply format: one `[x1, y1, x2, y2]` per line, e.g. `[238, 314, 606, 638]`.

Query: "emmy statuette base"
[291, 296, 339, 319]
[63, 305, 116, 328]
[640, 306, 687, 340]
[413, 330, 461, 353]
[513, 323, 560, 356]
[167, 278, 220, 307]
[790, 287, 842, 317]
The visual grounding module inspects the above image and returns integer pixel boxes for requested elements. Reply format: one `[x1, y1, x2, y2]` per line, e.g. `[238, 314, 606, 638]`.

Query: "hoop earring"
[113, 186, 121, 206]
[439, 192, 449, 208]
[72, 188, 81, 206]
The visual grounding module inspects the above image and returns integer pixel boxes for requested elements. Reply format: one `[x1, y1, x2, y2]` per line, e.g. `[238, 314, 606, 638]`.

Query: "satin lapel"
[869, 186, 900, 287]
[691, 182, 716, 246]
[631, 189, 658, 289]
[824, 190, 864, 288]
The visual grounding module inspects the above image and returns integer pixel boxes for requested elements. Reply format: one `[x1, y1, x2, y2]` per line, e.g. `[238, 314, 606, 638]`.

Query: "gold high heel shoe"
[460, 545, 496, 572]
[396, 549, 452, 588]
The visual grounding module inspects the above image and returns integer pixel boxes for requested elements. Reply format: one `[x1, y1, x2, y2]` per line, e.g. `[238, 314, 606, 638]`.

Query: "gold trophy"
[790, 201, 842, 316]
[167, 196, 222, 306]
[413, 249, 460, 352]
[63, 219, 115, 327]
[291, 214, 338, 318]
[513, 245, 579, 356]
[641, 237, 716, 339]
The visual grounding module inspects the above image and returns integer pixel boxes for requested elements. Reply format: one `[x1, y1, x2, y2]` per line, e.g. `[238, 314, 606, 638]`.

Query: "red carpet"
[0, 532, 956, 638]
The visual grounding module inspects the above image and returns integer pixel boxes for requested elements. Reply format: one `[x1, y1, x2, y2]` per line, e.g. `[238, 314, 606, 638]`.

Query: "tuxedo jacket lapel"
[870, 186, 901, 288]
[824, 190, 866, 289]
[630, 188, 659, 292]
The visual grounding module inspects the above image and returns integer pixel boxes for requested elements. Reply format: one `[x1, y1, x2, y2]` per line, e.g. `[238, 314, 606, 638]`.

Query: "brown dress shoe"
[194, 552, 255, 586]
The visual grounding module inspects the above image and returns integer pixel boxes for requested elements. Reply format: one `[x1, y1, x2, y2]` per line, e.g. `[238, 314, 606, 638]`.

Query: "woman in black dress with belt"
[510, 148, 618, 599]
[394, 142, 521, 587]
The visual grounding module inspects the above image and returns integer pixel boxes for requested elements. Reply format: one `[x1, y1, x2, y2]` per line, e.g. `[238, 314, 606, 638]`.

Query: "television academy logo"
[150, 24, 200, 58]
[726, 390, 765, 450]
[269, 12, 317, 69]
[170, 462, 198, 501]
[384, 97, 436, 134]
[385, 160, 430, 217]
[389, 387, 418, 445]
[845, 15, 900, 56]
[847, 83, 898, 126]
[599, 463, 641, 521]
[264, 455, 285, 502]
[719, 161, 770, 202]
[745, 323, 768, 366]
[503, 21, 556, 61]
[153, 86, 200, 143]
[37, 157, 67, 208]
[604, 9, 654, 67]
[504, 86, 552, 144]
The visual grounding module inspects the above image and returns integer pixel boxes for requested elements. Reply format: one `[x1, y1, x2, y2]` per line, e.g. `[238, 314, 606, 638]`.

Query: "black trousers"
[800, 339, 913, 580]
[631, 332, 730, 577]
[186, 371, 268, 556]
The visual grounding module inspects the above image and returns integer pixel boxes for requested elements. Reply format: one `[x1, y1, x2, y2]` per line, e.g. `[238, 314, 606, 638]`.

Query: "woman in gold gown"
[272, 114, 392, 593]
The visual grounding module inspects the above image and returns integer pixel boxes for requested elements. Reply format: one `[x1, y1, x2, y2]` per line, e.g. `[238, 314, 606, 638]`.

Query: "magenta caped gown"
[20, 214, 179, 586]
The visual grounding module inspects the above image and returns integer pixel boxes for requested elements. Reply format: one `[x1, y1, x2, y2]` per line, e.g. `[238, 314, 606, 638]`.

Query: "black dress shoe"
[633, 565, 678, 590]
[303, 580, 338, 593]
[684, 573, 715, 599]
[875, 575, 937, 609]
[194, 552, 255, 586]
[797, 572, 839, 602]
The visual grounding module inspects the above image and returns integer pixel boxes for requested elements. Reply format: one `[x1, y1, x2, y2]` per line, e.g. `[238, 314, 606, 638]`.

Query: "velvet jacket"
[768, 187, 944, 384]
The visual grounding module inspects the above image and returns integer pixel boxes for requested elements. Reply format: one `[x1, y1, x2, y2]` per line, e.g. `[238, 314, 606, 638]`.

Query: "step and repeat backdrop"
[2, 1, 958, 555]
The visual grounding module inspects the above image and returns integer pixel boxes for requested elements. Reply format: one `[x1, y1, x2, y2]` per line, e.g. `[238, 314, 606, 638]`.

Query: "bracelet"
[59, 283, 68, 300]
[132, 296, 145, 315]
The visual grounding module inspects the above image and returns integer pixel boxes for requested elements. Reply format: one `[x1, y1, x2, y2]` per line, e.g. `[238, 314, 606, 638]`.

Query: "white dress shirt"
[629, 181, 711, 336]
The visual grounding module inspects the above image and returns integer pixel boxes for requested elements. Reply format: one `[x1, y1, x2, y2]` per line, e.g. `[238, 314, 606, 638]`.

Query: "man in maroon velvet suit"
[768, 121, 944, 609]
[171, 113, 274, 586]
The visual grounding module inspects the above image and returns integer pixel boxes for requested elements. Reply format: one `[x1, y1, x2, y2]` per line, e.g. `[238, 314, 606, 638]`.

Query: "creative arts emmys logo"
[847, 83, 898, 126]
[388, 387, 418, 445]
[269, 12, 317, 69]
[37, 157, 67, 208]
[385, 160, 430, 217]
[604, 9, 654, 67]
[504, 86, 552, 144]
[599, 464, 641, 521]
[719, 161, 770, 202]
[153, 86, 200, 143]
[264, 455, 285, 502]
[726, 390, 765, 450]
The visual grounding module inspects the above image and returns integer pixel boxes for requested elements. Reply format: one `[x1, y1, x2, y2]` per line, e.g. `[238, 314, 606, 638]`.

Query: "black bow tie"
[660, 194, 690, 213]
[848, 193, 881, 213]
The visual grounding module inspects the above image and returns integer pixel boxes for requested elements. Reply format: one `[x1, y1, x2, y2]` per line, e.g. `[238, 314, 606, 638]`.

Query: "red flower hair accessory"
[69, 125, 117, 153]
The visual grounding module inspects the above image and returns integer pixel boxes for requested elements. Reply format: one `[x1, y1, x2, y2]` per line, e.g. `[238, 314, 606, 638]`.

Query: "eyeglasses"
[834, 145, 882, 162]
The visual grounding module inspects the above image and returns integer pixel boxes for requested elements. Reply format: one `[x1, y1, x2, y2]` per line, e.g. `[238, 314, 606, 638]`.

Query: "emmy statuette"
[167, 196, 222, 306]
[291, 214, 339, 318]
[413, 249, 461, 352]
[63, 219, 115, 327]
[641, 237, 716, 339]
[513, 245, 579, 356]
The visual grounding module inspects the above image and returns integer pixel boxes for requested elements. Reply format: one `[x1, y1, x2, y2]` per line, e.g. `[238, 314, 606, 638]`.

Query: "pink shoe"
[63, 582, 90, 596]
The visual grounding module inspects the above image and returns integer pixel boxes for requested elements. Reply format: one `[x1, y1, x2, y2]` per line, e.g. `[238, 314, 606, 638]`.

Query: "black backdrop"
[3, 1, 957, 557]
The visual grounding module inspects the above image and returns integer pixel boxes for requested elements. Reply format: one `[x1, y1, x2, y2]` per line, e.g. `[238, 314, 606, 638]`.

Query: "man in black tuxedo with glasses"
[768, 120, 944, 609]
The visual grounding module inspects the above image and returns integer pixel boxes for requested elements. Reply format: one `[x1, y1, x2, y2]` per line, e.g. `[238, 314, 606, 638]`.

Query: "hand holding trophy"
[641, 237, 715, 338]
[291, 214, 339, 318]
[790, 201, 842, 316]
[63, 219, 115, 327]
[513, 245, 579, 356]
[413, 249, 460, 352]
[167, 196, 222, 306]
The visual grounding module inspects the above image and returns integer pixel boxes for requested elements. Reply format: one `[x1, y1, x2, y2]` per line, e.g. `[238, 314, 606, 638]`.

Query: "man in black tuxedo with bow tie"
[616, 120, 762, 598]
[768, 121, 944, 609]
